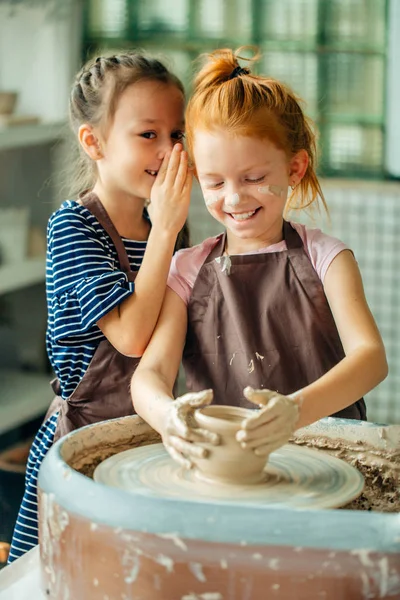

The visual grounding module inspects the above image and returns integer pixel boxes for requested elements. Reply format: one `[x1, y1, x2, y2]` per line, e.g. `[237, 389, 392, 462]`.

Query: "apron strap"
[283, 220, 304, 251]
[204, 221, 302, 266]
[204, 232, 227, 263]
[79, 191, 135, 280]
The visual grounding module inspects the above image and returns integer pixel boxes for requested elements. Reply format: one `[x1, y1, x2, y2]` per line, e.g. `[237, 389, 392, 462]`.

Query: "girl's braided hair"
[68, 51, 189, 250]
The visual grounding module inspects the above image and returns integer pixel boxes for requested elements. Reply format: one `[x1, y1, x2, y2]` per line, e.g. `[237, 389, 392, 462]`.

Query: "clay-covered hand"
[236, 387, 301, 456]
[162, 389, 220, 470]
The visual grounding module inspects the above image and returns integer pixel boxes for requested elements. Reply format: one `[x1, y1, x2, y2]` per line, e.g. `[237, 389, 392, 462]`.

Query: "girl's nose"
[157, 138, 175, 159]
[224, 192, 240, 207]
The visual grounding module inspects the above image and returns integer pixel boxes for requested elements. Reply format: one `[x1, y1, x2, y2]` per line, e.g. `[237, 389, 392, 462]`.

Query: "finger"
[237, 412, 288, 440]
[242, 406, 283, 431]
[254, 439, 290, 456]
[243, 386, 277, 407]
[239, 426, 292, 449]
[173, 149, 189, 190]
[243, 397, 298, 431]
[188, 427, 220, 446]
[165, 444, 193, 470]
[169, 435, 208, 459]
[177, 389, 214, 409]
[182, 170, 193, 197]
[237, 418, 277, 443]
[156, 150, 172, 184]
[188, 388, 214, 408]
[168, 414, 191, 439]
[164, 143, 183, 187]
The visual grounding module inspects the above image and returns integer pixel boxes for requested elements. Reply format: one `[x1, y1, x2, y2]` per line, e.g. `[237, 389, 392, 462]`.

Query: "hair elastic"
[229, 66, 250, 80]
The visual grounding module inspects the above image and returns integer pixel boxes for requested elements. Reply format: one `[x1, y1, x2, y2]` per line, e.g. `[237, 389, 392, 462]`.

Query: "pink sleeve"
[167, 237, 219, 305]
[290, 222, 349, 283]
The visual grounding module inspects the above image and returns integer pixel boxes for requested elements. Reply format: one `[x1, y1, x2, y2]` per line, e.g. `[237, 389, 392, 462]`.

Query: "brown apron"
[47, 192, 140, 442]
[183, 221, 366, 420]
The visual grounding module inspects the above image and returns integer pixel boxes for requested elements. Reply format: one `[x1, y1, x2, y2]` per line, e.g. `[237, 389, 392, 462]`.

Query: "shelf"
[0, 121, 66, 151]
[0, 370, 53, 435]
[0, 257, 46, 295]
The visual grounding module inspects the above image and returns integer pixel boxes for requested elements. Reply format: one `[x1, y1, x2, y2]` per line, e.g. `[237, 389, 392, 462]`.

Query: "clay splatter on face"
[225, 193, 240, 206]
[204, 191, 224, 206]
[257, 185, 287, 198]
[205, 191, 241, 208]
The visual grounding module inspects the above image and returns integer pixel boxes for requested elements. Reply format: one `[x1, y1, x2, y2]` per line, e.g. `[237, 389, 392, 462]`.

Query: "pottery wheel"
[93, 443, 364, 510]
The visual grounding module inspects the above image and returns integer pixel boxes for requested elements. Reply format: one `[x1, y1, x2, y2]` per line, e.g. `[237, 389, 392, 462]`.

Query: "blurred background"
[0, 0, 399, 549]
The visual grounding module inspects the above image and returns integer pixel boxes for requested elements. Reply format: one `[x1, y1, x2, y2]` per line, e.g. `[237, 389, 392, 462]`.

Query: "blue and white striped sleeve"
[47, 209, 135, 344]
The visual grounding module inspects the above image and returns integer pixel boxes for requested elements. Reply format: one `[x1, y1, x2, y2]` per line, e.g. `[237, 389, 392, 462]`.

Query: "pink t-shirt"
[168, 221, 348, 305]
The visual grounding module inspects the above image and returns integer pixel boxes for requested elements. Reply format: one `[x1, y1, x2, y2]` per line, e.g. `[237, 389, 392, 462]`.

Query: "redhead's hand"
[162, 389, 220, 470]
[150, 143, 192, 237]
[236, 387, 301, 456]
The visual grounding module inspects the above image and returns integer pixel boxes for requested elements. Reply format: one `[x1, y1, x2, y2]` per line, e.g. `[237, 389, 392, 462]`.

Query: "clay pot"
[194, 405, 267, 484]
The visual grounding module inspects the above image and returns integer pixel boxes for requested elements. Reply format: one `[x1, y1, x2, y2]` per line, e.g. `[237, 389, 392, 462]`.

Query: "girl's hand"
[236, 387, 300, 456]
[150, 143, 192, 237]
[162, 389, 220, 470]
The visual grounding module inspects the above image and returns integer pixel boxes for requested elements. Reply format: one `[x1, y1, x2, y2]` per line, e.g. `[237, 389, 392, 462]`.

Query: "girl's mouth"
[145, 169, 158, 177]
[228, 207, 261, 221]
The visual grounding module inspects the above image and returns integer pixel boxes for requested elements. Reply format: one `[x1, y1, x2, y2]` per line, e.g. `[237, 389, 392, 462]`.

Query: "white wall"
[0, 2, 82, 122]
[385, 0, 400, 177]
[0, 2, 83, 374]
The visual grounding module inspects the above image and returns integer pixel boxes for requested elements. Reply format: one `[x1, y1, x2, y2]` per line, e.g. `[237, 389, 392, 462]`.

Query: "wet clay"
[194, 405, 267, 484]
[292, 433, 400, 512]
[63, 416, 399, 513]
[93, 442, 364, 510]
[66, 425, 161, 478]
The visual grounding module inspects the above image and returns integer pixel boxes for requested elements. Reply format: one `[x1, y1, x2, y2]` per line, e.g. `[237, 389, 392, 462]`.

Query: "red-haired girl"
[131, 48, 387, 470]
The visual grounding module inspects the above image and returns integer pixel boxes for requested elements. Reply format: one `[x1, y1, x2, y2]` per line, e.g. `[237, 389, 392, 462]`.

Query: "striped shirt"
[8, 199, 148, 563]
[46, 200, 147, 399]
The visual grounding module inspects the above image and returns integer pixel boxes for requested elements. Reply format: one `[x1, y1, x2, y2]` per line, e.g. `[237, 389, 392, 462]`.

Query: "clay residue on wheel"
[292, 434, 400, 512]
[69, 432, 161, 478]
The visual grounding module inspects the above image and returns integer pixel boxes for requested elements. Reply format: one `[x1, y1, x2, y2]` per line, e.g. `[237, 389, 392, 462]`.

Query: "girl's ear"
[289, 149, 309, 187]
[78, 124, 103, 160]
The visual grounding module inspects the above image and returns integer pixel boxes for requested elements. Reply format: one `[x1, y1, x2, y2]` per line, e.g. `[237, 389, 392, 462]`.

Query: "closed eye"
[246, 176, 265, 184]
[205, 182, 224, 190]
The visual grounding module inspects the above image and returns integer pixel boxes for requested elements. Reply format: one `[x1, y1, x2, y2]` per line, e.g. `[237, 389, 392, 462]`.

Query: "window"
[84, 0, 390, 178]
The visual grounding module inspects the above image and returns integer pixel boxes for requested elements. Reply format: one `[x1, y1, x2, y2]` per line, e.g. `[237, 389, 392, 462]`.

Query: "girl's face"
[98, 80, 185, 202]
[194, 130, 304, 251]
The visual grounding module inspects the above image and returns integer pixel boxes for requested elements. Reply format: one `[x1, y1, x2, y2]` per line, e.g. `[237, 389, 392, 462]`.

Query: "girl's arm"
[238, 249, 388, 456]
[98, 145, 192, 357]
[131, 288, 218, 468]
[130, 288, 188, 433]
[294, 249, 388, 428]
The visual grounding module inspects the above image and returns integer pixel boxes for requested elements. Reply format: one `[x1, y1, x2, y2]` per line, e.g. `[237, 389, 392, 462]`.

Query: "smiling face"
[96, 79, 185, 201]
[194, 130, 305, 252]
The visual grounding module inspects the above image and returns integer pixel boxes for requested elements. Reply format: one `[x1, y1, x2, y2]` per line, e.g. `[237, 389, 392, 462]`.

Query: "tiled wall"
[187, 180, 400, 425]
